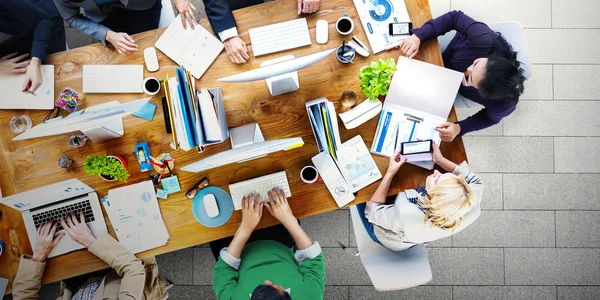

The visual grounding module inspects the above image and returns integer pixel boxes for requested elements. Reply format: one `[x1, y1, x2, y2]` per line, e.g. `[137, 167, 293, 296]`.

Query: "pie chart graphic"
[369, 0, 393, 22]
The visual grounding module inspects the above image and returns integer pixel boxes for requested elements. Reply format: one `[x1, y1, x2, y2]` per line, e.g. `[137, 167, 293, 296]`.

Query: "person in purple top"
[398, 10, 526, 141]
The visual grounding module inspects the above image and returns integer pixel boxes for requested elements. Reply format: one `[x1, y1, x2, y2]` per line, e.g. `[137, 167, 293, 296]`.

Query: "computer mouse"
[143, 47, 159, 72]
[316, 20, 328, 44]
[203, 194, 219, 218]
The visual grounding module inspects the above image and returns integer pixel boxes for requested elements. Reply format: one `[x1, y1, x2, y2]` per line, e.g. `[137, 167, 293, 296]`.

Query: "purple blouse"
[411, 10, 519, 135]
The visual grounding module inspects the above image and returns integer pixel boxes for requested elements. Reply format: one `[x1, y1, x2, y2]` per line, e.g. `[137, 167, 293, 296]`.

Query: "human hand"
[0, 53, 30, 75]
[174, 0, 199, 29]
[398, 34, 421, 58]
[59, 211, 96, 248]
[297, 0, 320, 14]
[22, 58, 42, 93]
[387, 149, 407, 176]
[435, 122, 461, 142]
[240, 194, 263, 231]
[224, 37, 249, 64]
[106, 31, 138, 55]
[431, 141, 445, 164]
[265, 188, 295, 226]
[32, 221, 65, 262]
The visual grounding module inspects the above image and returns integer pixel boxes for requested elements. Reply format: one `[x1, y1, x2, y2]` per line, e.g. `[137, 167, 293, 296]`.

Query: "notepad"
[155, 15, 224, 79]
[0, 65, 54, 109]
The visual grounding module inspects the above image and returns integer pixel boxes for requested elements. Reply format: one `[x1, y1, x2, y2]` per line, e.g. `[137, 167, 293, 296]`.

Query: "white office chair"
[437, 21, 532, 108]
[349, 205, 432, 291]
[159, 0, 177, 28]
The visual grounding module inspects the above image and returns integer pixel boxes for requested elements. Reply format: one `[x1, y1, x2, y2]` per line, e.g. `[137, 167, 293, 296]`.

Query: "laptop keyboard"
[32, 200, 95, 231]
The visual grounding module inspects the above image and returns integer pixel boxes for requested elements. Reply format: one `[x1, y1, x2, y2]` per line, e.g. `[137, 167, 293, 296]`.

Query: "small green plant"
[358, 58, 397, 100]
[84, 154, 129, 183]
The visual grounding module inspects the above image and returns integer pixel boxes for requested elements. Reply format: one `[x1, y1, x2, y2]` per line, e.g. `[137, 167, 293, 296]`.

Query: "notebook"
[0, 65, 54, 109]
[156, 15, 224, 79]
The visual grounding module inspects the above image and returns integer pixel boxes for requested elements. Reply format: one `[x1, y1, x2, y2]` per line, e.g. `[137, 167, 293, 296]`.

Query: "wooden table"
[0, 0, 466, 294]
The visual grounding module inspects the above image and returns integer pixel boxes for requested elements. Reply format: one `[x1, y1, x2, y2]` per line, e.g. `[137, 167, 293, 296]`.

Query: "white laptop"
[1, 179, 108, 258]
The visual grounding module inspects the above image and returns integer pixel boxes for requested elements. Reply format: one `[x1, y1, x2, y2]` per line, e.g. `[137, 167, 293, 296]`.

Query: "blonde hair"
[417, 175, 475, 230]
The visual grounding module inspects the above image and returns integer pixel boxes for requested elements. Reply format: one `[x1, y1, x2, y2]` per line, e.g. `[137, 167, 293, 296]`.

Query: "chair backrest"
[436, 22, 531, 80]
[159, 0, 176, 28]
[350, 205, 432, 291]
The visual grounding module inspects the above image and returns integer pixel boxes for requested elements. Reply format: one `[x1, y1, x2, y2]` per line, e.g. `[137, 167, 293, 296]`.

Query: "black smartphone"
[389, 22, 412, 36]
[400, 140, 433, 155]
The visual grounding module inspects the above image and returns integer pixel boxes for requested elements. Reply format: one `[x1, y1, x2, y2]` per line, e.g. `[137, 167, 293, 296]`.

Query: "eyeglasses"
[185, 177, 210, 198]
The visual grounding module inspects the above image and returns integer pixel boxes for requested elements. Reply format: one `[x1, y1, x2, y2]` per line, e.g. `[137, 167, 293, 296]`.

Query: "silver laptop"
[1, 179, 108, 258]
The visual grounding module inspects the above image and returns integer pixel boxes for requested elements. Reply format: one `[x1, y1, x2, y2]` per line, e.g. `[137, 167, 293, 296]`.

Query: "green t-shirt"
[212, 240, 325, 300]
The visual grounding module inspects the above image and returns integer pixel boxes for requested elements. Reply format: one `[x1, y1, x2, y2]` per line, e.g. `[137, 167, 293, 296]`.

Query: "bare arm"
[369, 149, 407, 204]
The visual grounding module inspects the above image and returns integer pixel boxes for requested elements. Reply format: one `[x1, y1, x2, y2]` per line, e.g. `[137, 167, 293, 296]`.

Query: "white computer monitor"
[12, 97, 151, 142]
[217, 48, 336, 96]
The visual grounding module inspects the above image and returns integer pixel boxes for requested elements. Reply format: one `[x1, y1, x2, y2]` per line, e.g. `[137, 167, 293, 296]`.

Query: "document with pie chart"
[353, 0, 411, 53]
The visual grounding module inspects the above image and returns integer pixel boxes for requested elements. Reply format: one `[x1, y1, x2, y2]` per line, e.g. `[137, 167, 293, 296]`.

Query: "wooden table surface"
[0, 0, 466, 294]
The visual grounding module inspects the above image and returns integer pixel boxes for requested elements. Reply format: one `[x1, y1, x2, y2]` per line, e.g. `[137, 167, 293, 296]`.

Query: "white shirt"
[218, 27, 238, 42]
[365, 162, 484, 251]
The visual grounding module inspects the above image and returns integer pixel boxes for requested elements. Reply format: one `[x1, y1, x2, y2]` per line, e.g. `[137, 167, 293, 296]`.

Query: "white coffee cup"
[300, 166, 319, 184]
[336, 13, 354, 35]
[142, 77, 161, 95]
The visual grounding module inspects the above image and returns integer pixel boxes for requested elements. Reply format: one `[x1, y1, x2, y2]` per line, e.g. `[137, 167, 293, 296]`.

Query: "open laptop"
[1, 179, 108, 258]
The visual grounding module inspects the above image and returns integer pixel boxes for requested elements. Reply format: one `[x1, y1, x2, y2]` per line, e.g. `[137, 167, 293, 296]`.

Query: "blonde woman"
[357, 143, 483, 251]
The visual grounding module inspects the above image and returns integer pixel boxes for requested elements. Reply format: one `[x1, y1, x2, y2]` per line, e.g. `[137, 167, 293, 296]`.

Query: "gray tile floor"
[13, 0, 600, 299]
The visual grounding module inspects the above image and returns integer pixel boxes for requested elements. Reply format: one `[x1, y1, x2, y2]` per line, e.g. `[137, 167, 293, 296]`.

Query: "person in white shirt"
[357, 142, 484, 251]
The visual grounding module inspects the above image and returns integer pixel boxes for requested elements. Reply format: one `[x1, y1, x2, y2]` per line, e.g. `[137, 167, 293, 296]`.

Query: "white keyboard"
[83, 65, 144, 93]
[249, 18, 312, 57]
[229, 171, 292, 210]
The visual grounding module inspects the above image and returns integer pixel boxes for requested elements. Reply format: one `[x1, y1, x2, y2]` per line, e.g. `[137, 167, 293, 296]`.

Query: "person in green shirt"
[211, 188, 325, 300]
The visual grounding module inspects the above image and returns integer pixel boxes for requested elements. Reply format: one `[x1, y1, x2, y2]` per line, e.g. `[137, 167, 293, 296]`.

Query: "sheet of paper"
[338, 135, 382, 193]
[352, 0, 411, 54]
[0, 65, 54, 109]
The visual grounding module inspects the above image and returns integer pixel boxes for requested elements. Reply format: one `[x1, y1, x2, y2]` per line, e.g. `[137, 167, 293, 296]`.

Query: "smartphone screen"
[390, 23, 411, 35]
[401, 140, 432, 155]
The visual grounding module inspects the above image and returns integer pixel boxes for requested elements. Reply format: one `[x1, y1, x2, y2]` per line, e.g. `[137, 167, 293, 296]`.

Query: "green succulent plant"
[84, 154, 129, 183]
[358, 58, 397, 100]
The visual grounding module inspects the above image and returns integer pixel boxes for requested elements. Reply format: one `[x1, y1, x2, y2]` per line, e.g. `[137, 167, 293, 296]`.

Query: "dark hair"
[478, 34, 526, 100]
[251, 285, 292, 300]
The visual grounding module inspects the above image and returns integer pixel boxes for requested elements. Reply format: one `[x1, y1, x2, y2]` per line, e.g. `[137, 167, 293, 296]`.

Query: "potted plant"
[358, 58, 397, 101]
[84, 154, 130, 183]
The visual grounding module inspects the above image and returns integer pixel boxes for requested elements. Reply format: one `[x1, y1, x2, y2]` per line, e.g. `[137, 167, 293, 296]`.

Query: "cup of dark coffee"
[142, 77, 161, 95]
[300, 166, 319, 184]
[336, 13, 354, 35]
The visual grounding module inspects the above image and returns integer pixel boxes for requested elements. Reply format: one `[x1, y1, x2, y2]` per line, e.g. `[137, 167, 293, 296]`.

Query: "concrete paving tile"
[520, 65, 553, 100]
[463, 137, 554, 173]
[323, 248, 371, 285]
[427, 248, 504, 285]
[156, 247, 194, 285]
[479, 173, 503, 210]
[556, 211, 600, 247]
[505, 248, 600, 285]
[554, 65, 600, 100]
[456, 106, 503, 136]
[167, 286, 216, 300]
[350, 286, 452, 300]
[555, 137, 600, 173]
[451, 0, 551, 28]
[302, 209, 350, 247]
[193, 248, 218, 285]
[558, 287, 600, 300]
[553, 0, 600, 28]
[503, 101, 600, 136]
[325, 286, 349, 300]
[504, 174, 600, 210]
[525, 29, 600, 64]
[453, 286, 557, 300]
[65, 27, 93, 49]
[452, 211, 555, 247]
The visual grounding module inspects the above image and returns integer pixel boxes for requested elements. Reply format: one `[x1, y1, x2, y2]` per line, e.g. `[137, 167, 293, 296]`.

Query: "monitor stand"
[80, 101, 124, 143]
[229, 122, 267, 162]
[261, 55, 300, 96]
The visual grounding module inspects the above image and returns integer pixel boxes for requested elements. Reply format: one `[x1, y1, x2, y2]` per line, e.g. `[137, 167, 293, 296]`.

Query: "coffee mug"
[300, 166, 319, 184]
[142, 77, 161, 95]
[336, 13, 354, 35]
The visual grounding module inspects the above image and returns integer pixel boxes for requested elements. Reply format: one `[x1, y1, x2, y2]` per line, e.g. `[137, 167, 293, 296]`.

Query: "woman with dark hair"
[398, 10, 526, 141]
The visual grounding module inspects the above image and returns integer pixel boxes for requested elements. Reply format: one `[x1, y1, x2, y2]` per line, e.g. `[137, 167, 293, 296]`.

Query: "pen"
[24, 89, 36, 96]
[394, 123, 400, 151]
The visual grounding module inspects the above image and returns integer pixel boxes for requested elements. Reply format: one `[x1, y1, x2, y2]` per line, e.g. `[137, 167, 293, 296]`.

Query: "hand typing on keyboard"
[264, 188, 296, 227]
[224, 37, 249, 64]
[31, 221, 65, 262]
[59, 211, 97, 248]
[240, 194, 264, 232]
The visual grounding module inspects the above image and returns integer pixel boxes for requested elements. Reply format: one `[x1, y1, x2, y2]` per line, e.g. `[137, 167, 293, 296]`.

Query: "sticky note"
[156, 189, 168, 199]
[161, 176, 181, 194]
[133, 103, 157, 121]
